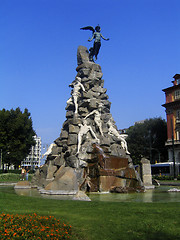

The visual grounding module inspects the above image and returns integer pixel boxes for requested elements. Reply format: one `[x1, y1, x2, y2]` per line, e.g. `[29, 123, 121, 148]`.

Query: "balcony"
[165, 139, 180, 146]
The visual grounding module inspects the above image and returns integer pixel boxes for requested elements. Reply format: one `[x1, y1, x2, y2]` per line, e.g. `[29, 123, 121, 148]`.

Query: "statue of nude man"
[67, 77, 85, 114]
[77, 119, 99, 154]
[107, 119, 130, 154]
[85, 104, 104, 136]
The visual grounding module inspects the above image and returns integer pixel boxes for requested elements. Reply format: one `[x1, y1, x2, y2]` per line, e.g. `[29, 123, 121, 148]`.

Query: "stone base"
[73, 191, 91, 201]
[14, 181, 31, 189]
[99, 176, 126, 192]
[39, 189, 78, 195]
[110, 185, 145, 193]
[144, 185, 155, 190]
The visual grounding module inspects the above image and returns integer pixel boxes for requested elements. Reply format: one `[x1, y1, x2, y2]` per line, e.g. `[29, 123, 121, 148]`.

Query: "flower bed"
[0, 213, 72, 239]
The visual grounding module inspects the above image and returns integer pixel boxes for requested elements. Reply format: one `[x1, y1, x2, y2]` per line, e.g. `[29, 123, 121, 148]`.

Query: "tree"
[0, 108, 36, 168]
[126, 117, 167, 165]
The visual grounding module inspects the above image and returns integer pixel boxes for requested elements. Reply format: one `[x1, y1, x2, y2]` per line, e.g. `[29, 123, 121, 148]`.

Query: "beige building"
[21, 135, 41, 168]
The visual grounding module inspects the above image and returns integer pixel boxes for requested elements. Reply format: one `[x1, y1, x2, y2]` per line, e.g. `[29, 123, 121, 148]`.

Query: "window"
[176, 110, 180, 122]
[175, 90, 180, 100]
[177, 131, 180, 140]
[177, 79, 180, 85]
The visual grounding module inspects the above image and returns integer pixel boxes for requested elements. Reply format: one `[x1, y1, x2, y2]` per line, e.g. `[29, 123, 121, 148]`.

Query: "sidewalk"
[158, 180, 180, 186]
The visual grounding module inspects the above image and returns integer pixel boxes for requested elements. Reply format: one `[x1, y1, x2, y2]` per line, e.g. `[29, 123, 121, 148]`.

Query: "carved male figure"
[85, 104, 104, 136]
[67, 77, 85, 114]
[107, 119, 130, 154]
[77, 120, 99, 154]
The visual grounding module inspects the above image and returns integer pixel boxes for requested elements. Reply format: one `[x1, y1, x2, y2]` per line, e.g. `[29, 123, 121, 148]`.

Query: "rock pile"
[32, 46, 143, 195]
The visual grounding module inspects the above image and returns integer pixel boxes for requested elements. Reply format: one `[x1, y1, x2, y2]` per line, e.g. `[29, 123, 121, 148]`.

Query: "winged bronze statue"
[80, 25, 109, 61]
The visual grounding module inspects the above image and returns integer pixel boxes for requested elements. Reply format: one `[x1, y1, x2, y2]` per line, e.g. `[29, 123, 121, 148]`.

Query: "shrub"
[6, 170, 21, 174]
[0, 173, 21, 182]
[0, 213, 72, 239]
[153, 175, 180, 180]
[0, 169, 35, 174]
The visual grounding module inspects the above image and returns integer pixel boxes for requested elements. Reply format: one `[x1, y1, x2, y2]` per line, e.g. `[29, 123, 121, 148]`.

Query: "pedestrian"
[21, 167, 26, 181]
[25, 167, 29, 181]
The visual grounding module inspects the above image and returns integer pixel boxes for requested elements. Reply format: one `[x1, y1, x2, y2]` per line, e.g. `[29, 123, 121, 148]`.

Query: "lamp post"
[171, 118, 176, 179]
[0, 149, 2, 170]
[149, 130, 152, 163]
[31, 145, 34, 171]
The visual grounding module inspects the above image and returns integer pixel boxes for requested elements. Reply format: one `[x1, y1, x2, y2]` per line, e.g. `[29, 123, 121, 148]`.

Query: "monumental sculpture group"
[32, 26, 144, 198]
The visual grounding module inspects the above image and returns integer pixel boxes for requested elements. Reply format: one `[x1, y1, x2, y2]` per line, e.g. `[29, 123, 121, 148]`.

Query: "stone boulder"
[44, 166, 78, 193]
[77, 46, 90, 65]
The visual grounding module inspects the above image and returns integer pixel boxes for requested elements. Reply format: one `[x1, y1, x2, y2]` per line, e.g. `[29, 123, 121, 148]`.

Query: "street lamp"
[0, 149, 2, 170]
[171, 118, 176, 179]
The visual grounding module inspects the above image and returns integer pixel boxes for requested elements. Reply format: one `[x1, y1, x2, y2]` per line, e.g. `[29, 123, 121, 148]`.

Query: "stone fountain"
[32, 46, 144, 197]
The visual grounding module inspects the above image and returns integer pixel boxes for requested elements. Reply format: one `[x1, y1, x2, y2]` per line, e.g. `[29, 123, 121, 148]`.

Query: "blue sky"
[1, 0, 180, 147]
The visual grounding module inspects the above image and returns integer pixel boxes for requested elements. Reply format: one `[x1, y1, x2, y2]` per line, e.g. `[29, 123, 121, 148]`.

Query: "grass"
[0, 188, 180, 240]
[0, 173, 33, 182]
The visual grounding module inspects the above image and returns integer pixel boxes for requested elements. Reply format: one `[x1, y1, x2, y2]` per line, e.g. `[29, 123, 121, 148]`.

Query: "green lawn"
[0, 173, 33, 182]
[0, 188, 180, 240]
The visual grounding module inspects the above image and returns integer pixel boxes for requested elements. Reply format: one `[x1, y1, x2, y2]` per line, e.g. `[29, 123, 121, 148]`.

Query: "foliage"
[126, 117, 168, 165]
[0, 169, 34, 174]
[0, 213, 71, 239]
[0, 173, 20, 182]
[0, 170, 21, 174]
[0, 108, 36, 168]
[154, 175, 180, 180]
[0, 173, 32, 182]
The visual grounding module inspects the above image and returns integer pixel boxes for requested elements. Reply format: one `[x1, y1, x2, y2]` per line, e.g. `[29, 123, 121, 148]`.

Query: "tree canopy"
[126, 117, 167, 165]
[0, 108, 36, 168]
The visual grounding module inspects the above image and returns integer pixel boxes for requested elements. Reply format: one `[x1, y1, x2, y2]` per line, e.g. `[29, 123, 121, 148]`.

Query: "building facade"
[21, 136, 42, 168]
[162, 74, 180, 163]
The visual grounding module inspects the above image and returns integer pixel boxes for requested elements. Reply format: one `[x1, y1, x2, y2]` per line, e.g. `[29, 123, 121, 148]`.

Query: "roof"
[162, 99, 180, 108]
[162, 84, 180, 92]
[173, 74, 180, 79]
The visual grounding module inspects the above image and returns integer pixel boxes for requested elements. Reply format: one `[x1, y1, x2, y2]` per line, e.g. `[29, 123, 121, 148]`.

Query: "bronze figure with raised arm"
[80, 25, 109, 61]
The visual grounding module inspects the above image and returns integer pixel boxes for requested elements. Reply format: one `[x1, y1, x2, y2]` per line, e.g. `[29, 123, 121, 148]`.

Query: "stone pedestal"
[140, 158, 154, 189]
[14, 181, 31, 189]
